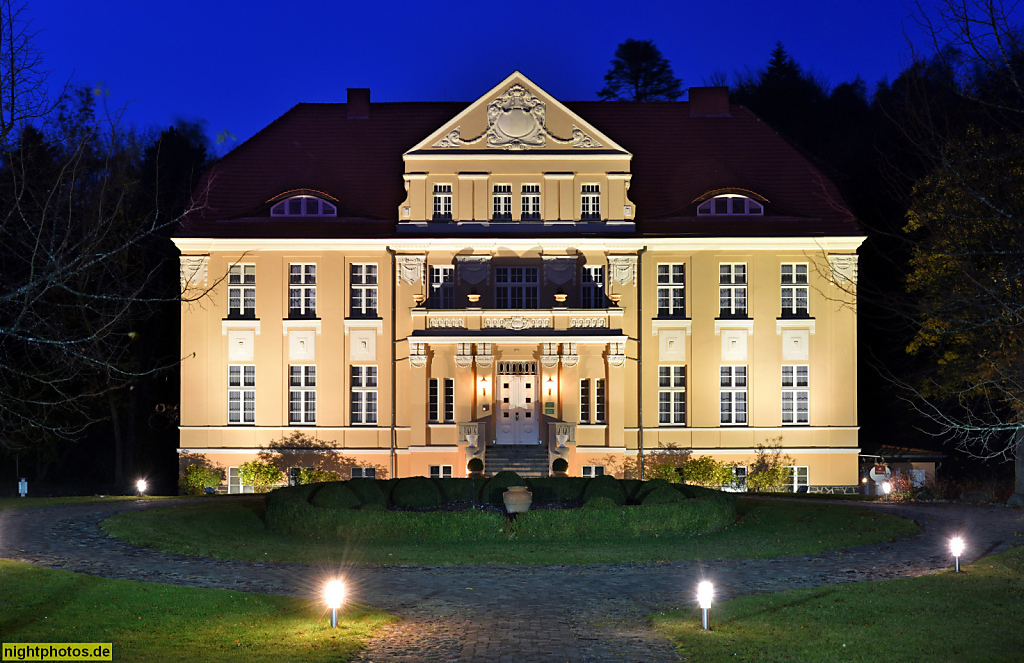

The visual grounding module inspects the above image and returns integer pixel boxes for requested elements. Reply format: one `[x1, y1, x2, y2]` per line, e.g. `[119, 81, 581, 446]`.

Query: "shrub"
[634, 478, 672, 503]
[467, 457, 484, 472]
[238, 460, 283, 493]
[296, 467, 341, 485]
[642, 485, 686, 505]
[435, 478, 474, 503]
[552, 457, 568, 472]
[582, 474, 626, 505]
[681, 456, 733, 488]
[391, 476, 443, 509]
[480, 470, 527, 505]
[179, 464, 223, 495]
[346, 478, 386, 507]
[583, 496, 619, 510]
[746, 443, 796, 493]
[620, 479, 643, 503]
[523, 477, 588, 501]
[311, 482, 361, 510]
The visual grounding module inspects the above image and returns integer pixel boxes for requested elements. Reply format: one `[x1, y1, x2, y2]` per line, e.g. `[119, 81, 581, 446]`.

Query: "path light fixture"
[325, 579, 345, 627]
[950, 536, 965, 572]
[882, 481, 892, 502]
[697, 581, 713, 631]
[136, 479, 147, 496]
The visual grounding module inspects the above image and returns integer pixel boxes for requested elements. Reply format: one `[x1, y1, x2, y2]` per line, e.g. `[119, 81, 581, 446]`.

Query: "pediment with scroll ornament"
[407, 71, 628, 155]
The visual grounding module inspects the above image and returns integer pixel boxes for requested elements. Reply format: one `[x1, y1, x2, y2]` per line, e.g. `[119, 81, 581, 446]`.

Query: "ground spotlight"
[325, 579, 346, 627]
[697, 581, 713, 631]
[136, 479, 147, 496]
[950, 536, 965, 572]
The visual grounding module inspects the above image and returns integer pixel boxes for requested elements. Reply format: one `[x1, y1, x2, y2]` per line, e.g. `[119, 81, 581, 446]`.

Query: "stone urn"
[502, 485, 533, 513]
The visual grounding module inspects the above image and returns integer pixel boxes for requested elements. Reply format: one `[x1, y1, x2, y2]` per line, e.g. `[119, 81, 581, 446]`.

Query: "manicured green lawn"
[653, 545, 1024, 662]
[0, 560, 393, 662]
[0, 496, 177, 512]
[101, 496, 918, 566]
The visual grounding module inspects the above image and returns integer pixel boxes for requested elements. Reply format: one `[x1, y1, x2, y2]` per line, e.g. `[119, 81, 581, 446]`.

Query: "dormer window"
[698, 195, 763, 216]
[271, 196, 337, 217]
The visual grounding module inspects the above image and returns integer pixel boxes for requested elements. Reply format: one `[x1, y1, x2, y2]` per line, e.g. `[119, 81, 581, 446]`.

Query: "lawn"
[101, 496, 918, 566]
[653, 544, 1024, 662]
[0, 559, 393, 662]
[0, 496, 177, 512]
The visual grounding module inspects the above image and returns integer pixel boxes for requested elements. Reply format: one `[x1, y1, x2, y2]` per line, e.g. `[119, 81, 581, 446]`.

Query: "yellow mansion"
[175, 72, 864, 492]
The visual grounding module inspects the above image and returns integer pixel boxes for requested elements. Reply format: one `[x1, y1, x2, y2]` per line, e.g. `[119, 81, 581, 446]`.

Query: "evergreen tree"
[598, 39, 682, 101]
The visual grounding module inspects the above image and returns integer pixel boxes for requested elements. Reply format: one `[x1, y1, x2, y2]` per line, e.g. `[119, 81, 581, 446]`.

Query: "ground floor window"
[728, 465, 747, 491]
[720, 365, 748, 425]
[787, 466, 809, 492]
[782, 365, 809, 425]
[227, 365, 255, 424]
[227, 466, 254, 494]
[351, 467, 376, 479]
[658, 366, 686, 425]
[288, 466, 312, 486]
[351, 365, 378, 424]
[430, 465, 452, 479]
[289, 365, 316, 424]
[582, 465, 605, 478]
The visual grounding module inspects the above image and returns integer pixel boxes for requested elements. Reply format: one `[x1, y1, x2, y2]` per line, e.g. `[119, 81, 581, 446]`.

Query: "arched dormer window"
[697, 194, 763, 216]
[270, 195, 337, 217]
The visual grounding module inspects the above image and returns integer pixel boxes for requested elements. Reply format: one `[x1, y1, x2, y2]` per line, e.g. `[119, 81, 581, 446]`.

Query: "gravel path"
[1, 498, 1021, 662]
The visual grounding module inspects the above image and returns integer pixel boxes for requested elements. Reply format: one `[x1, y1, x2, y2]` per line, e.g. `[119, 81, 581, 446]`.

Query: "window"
[495, 266, 539, 309]
[782, 365, 810, 425]
[719, 264, 747, 317]
[430, 465, 453, 479]
[288, 466, 312, 486]
[227, 365, 255, 425]
[433, 184, 452, 221]
[270, 195, 337, 217]
[781, 263, 809, 317]
[582, 465, 605, 478]
[492, 184, 512, 220]
[657, 264, 686, 317]
[787, 466, 809, 492]
[581, 184, 600, 220]
[697, 195, 763, 215]
[579, 378, 606, 424]
[729, 466, 747, 491]
[581, 266, 604, 309]
[289, 365, 316, 424]
[351, 467, 376, 479]
[720, 366, 748, 425]
[521, 184, 541, 220]
[429, 266, 454, 309]
[227, 264, 256, 319]
[579, 379, 590, 423]
[429, 377, 454, 423]
[351, 365, 378, 425]
[658, 366, 687, 425]
[288, 264, 316, 318]
[227, 467, 253, 494]
[595, 378, 606, 424]
[350, 264, 378, 317]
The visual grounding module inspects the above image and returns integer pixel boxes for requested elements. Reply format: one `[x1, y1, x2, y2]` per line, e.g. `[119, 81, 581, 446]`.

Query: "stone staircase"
[484, 444, 549, 477]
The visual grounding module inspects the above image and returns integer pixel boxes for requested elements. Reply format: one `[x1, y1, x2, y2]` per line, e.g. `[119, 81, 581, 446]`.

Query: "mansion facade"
[175, 72, 864, 492]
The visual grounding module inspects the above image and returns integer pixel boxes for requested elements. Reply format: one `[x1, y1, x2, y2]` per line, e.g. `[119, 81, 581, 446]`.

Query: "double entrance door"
[495, 361, 539, 444]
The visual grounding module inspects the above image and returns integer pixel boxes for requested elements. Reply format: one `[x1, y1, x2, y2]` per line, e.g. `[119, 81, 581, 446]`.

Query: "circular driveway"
[1, 498, 1021, 662]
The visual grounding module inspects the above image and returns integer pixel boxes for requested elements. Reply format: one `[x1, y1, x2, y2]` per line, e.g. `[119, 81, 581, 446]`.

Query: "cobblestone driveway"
[1, 498, 1021, 662]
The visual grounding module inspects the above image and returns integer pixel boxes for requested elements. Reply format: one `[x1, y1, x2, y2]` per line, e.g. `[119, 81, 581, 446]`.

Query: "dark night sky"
[33, 1, 942, 149]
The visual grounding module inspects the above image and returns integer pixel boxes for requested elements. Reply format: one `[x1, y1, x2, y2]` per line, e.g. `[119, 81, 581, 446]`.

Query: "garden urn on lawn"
[503, 485, 533, 513]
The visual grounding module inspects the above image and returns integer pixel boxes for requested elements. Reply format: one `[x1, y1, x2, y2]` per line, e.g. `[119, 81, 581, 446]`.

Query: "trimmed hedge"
[479, 470, 527, 505]
[583, 474, 627, 505]
[311, 482, 361, 510]
[642, 485, 686, 505]
[391, 476, 443, 509]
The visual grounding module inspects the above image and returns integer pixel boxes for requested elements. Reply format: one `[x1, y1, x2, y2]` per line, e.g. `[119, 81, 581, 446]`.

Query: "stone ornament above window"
[543, 256, 576, 285]
[397, 255, 426, 285]
[179, 255, 208, 289]
[432, 84, 601, 151]
[829, 255, 859, 284]
[456, 256, 491, 285]
[608, 255, 638, 285]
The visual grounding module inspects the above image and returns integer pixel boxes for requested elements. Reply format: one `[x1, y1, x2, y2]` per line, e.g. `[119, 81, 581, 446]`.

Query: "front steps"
[484, 444, 549, 477]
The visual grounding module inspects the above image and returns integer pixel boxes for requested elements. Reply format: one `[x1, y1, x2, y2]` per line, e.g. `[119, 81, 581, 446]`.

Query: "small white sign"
[869, 464, 892, 482]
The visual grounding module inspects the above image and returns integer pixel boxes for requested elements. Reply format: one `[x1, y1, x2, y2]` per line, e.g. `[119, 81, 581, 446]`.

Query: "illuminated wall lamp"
[478, 377, 489, 399]
[545, 376, 555, 397]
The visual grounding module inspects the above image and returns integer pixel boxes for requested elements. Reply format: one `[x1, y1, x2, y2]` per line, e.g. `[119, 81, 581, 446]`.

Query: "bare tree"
[0, 0, 63, 146]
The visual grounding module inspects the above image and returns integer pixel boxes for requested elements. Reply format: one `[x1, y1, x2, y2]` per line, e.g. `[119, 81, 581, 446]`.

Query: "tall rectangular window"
[579, 379, 591, 423]
[657, 264, 686, 317]
[581, 184, 600, 220]
[787, 466, 809, 492]
[521, 184, 541, 220]
[492, 184, 512, 220]
[595, 378, 606, 424]
[350, 264, 378, 317]
[658, 366, 686, 425]
[782, 365, 810, 425]
[428, 377, 454, 423]
[351, 365, 378, 425]
[495, 266, 539, 309]
[288, 365, 316, 425]
[288, 264, 316, 318]
[429, 265, 454, 309]
[227, 264, 255, 318]
[228, 467, 253, 494]
[719, 263, 747, 317]
[581, 266, 604, 309]
[432, 184, 452, 221]
[720, 365, 748, 425]
[227, 365, 255, 424]
[781, 263, 809, 317]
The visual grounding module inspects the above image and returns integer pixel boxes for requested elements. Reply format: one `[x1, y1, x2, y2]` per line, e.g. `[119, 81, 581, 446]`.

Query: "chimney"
[689, 87, 730, 117]
[347, 88, 370, 119]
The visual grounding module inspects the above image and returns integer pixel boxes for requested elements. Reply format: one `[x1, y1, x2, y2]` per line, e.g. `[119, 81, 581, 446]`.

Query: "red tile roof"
[179, 100, 860, 239]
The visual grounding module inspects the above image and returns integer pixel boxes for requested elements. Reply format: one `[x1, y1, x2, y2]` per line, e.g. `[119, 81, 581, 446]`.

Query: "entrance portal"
[495, 361, 539, 444]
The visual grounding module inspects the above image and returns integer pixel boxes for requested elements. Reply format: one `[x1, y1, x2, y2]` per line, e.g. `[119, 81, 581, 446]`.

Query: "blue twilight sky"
[31, 0, 946, 149]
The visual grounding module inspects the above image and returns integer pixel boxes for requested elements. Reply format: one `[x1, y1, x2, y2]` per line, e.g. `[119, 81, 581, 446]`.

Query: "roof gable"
[406, 72, 628, 156]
